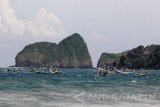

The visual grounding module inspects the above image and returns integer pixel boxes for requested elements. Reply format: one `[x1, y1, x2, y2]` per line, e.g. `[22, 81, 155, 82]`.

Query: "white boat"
[49, 68, 60, 74]
[115, 70, 134, 75]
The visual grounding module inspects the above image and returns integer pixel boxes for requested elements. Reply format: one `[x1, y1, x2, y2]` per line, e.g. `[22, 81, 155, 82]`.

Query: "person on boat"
[113, 67, 117, 71]
[105, 65, 109, 74]
[126, 68, 129, 72]
[97, 67, 107, 76]
[120, 68, 124, 72]
[53, 68, 56, 71]
[49, 67, 53, 73]
[122, 67, 129, 72]
[54, 68, 59, 73]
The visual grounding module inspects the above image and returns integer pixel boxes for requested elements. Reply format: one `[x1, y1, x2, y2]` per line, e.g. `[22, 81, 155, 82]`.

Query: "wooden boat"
[97, 67, 116, 76]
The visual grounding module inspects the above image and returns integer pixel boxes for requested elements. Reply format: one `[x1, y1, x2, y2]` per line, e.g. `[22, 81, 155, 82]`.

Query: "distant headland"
[98, 45, 160, 69]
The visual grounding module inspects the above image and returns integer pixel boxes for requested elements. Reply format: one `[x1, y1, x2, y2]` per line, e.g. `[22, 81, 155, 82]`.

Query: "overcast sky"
[0, 0, 160, 67]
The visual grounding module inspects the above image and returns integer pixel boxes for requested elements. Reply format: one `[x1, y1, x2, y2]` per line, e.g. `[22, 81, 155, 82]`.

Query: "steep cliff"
[15, 33, 93, 68]
[97, 53, 121, 67]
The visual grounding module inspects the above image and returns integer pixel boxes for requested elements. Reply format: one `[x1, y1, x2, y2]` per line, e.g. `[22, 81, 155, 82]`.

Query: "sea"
[0, 68, 160, 107]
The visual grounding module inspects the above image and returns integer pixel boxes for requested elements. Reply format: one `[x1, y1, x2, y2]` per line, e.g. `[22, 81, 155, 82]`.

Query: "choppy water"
[0, 68, 160, 107]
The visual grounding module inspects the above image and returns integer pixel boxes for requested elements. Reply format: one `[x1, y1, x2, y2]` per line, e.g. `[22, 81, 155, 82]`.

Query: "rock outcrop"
[98, 44, 160, 69]
[119, 45, 160, 69]
[15, 33, 93, 68]
[97, 52, 127, 67]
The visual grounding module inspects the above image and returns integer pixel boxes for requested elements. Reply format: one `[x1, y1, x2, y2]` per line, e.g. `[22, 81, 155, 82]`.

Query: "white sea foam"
[77, 75, 82, 77]
[131, 80, 137, 83]
[0, 91, 159, 107]
[88, 81, 93, 83]
[10, 101, 159, 107]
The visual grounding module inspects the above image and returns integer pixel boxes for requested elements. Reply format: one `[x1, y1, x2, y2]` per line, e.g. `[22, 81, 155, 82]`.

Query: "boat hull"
[116, 70, 135, 76]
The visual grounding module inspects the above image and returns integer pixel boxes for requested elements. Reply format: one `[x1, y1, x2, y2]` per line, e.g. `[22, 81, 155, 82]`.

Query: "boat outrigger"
[115, 69, 135, 76]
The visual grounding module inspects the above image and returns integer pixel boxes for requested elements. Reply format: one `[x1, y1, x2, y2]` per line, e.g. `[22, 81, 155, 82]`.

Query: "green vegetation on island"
[97, 53, 121, 67]
[15, 33, 93, 68]
[98, 45, 160, 69]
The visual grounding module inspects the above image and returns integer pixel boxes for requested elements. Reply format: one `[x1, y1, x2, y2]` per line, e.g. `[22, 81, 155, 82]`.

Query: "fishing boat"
[35, 67, 60, 74]
[49, 67, 60, 74]
[97, 67, 116, 76]
[97, 68, 108, 76]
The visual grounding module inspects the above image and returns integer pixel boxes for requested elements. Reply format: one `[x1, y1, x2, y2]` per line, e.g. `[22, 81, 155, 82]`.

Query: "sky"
[0, 0, 160, 67]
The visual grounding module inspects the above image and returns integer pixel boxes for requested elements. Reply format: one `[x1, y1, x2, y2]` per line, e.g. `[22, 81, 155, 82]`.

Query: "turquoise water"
[0, 68, 160, 107]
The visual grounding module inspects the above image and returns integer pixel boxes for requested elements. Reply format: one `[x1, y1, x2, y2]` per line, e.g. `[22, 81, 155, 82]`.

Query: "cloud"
[90, 31, 110, 43]
[26, 8, 65, 38]
[0, 0, 67, 67]
[84, 31, 110, 67]
[85, 31, 110, 51]
[0, 0, 66, 38]
[0, 0, 25, 35]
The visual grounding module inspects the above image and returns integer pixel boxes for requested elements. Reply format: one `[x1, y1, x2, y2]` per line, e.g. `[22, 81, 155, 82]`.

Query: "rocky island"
[15, 33, 93, 68]
[98, 45, 160, 69]
[97, 51, 128, 67]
